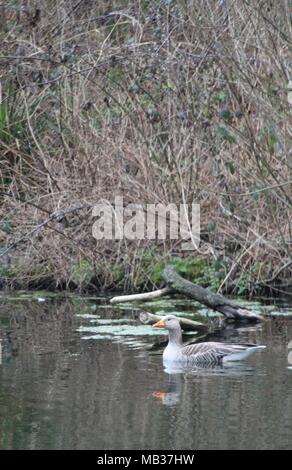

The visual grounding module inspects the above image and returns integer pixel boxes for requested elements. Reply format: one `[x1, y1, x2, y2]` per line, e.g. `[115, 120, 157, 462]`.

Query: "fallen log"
[110, 287, 172, 304]
[110, 265, 263, 323]
[139, 311, 208, 332]
[162, 266, 263, 322]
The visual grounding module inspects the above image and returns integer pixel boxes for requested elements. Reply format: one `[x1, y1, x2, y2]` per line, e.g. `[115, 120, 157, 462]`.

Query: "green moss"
[169, 257, 210, 280]
[111, 265, 124, 284]
[0, 266, 13, 278]
[70, 259, 95, 285]
[233, 261, 268, 296]
[132, 249, 228, 290]
[107, 66, 124, 83]
[216, 126, 237, 144]
[0, 84, 27, 146]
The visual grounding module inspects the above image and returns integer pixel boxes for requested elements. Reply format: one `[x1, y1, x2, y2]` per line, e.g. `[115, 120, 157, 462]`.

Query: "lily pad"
[96, 304, 116, 309]
[76, 313, 101, 319]
[139, 299, 180, 308]
[89, 318, 137, 324]
[82, 334, 116, 340]
[0, 291, 62, 301]
[77, 324, 168, 337]
[196, 308, 221, 318]
[156, 310, 199, 318]
[111, 303, 142, 310]
[268, 310, 292, 317]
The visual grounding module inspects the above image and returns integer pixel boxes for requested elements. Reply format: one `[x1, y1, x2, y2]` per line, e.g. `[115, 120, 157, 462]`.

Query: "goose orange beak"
[152, 391, 167, 399]
[152, 319, 166, 328]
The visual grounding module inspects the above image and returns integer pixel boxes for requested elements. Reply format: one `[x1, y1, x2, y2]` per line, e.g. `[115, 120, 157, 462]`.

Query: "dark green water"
[0, 294, 292, 450]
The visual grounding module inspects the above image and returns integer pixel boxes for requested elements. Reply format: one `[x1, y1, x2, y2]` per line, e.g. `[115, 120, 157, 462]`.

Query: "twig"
[0, 203, 94, 258]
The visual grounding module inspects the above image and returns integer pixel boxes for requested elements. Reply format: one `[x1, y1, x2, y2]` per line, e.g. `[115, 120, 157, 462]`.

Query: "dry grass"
[0, 0, 291, 294]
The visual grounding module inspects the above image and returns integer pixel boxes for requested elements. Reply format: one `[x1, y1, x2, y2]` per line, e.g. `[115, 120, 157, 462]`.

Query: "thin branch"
[0, 203, 94, 258]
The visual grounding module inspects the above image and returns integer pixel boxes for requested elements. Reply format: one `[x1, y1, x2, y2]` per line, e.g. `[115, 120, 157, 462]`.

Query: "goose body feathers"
[153, 315, 266, 365]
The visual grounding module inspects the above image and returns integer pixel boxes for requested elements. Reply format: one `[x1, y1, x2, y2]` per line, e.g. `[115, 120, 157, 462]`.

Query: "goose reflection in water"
[152, 362, 256, 406]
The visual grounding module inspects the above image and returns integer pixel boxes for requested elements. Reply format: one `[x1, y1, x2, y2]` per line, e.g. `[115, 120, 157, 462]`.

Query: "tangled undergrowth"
[0, 0, 291, 296]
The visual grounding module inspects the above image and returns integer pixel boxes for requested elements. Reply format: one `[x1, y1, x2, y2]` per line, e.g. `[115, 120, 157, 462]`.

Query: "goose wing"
[180, 342, 252, 363]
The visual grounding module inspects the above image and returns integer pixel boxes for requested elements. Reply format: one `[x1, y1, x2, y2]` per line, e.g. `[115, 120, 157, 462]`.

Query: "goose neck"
[168, 328, 183, 347]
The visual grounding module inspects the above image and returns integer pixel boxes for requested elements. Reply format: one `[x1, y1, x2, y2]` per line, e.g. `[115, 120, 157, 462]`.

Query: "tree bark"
[162, 266, 263, 322]
[110, 265, 263, 322]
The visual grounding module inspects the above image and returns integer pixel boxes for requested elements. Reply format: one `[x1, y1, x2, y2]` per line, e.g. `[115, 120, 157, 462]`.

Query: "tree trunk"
[162, 266, 263, 322]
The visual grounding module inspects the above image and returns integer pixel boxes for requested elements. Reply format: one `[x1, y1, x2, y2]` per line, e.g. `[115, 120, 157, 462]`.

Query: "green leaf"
[207, 222, 216, 231]
[214, 90, 228, 102]
[216, 126, 236, 144]
[219, 108, 232, 123]
[2, 222, 12, 234]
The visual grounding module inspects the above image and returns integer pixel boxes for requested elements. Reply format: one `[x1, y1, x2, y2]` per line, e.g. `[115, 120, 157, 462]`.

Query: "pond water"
[0, 293, 292, 450]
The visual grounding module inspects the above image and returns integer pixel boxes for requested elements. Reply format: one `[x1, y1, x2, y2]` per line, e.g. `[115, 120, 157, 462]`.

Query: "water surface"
[0, 294, 291, 450]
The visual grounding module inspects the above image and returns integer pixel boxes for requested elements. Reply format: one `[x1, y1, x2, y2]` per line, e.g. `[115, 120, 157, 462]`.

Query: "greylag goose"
[153, 315, 266, 365]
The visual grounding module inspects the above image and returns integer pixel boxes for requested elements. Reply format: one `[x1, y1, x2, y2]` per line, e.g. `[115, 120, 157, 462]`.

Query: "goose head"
[152, 315, 181, 331]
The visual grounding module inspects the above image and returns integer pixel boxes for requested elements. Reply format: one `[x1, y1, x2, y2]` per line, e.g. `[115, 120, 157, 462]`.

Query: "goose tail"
[223, 344, 266, 362]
